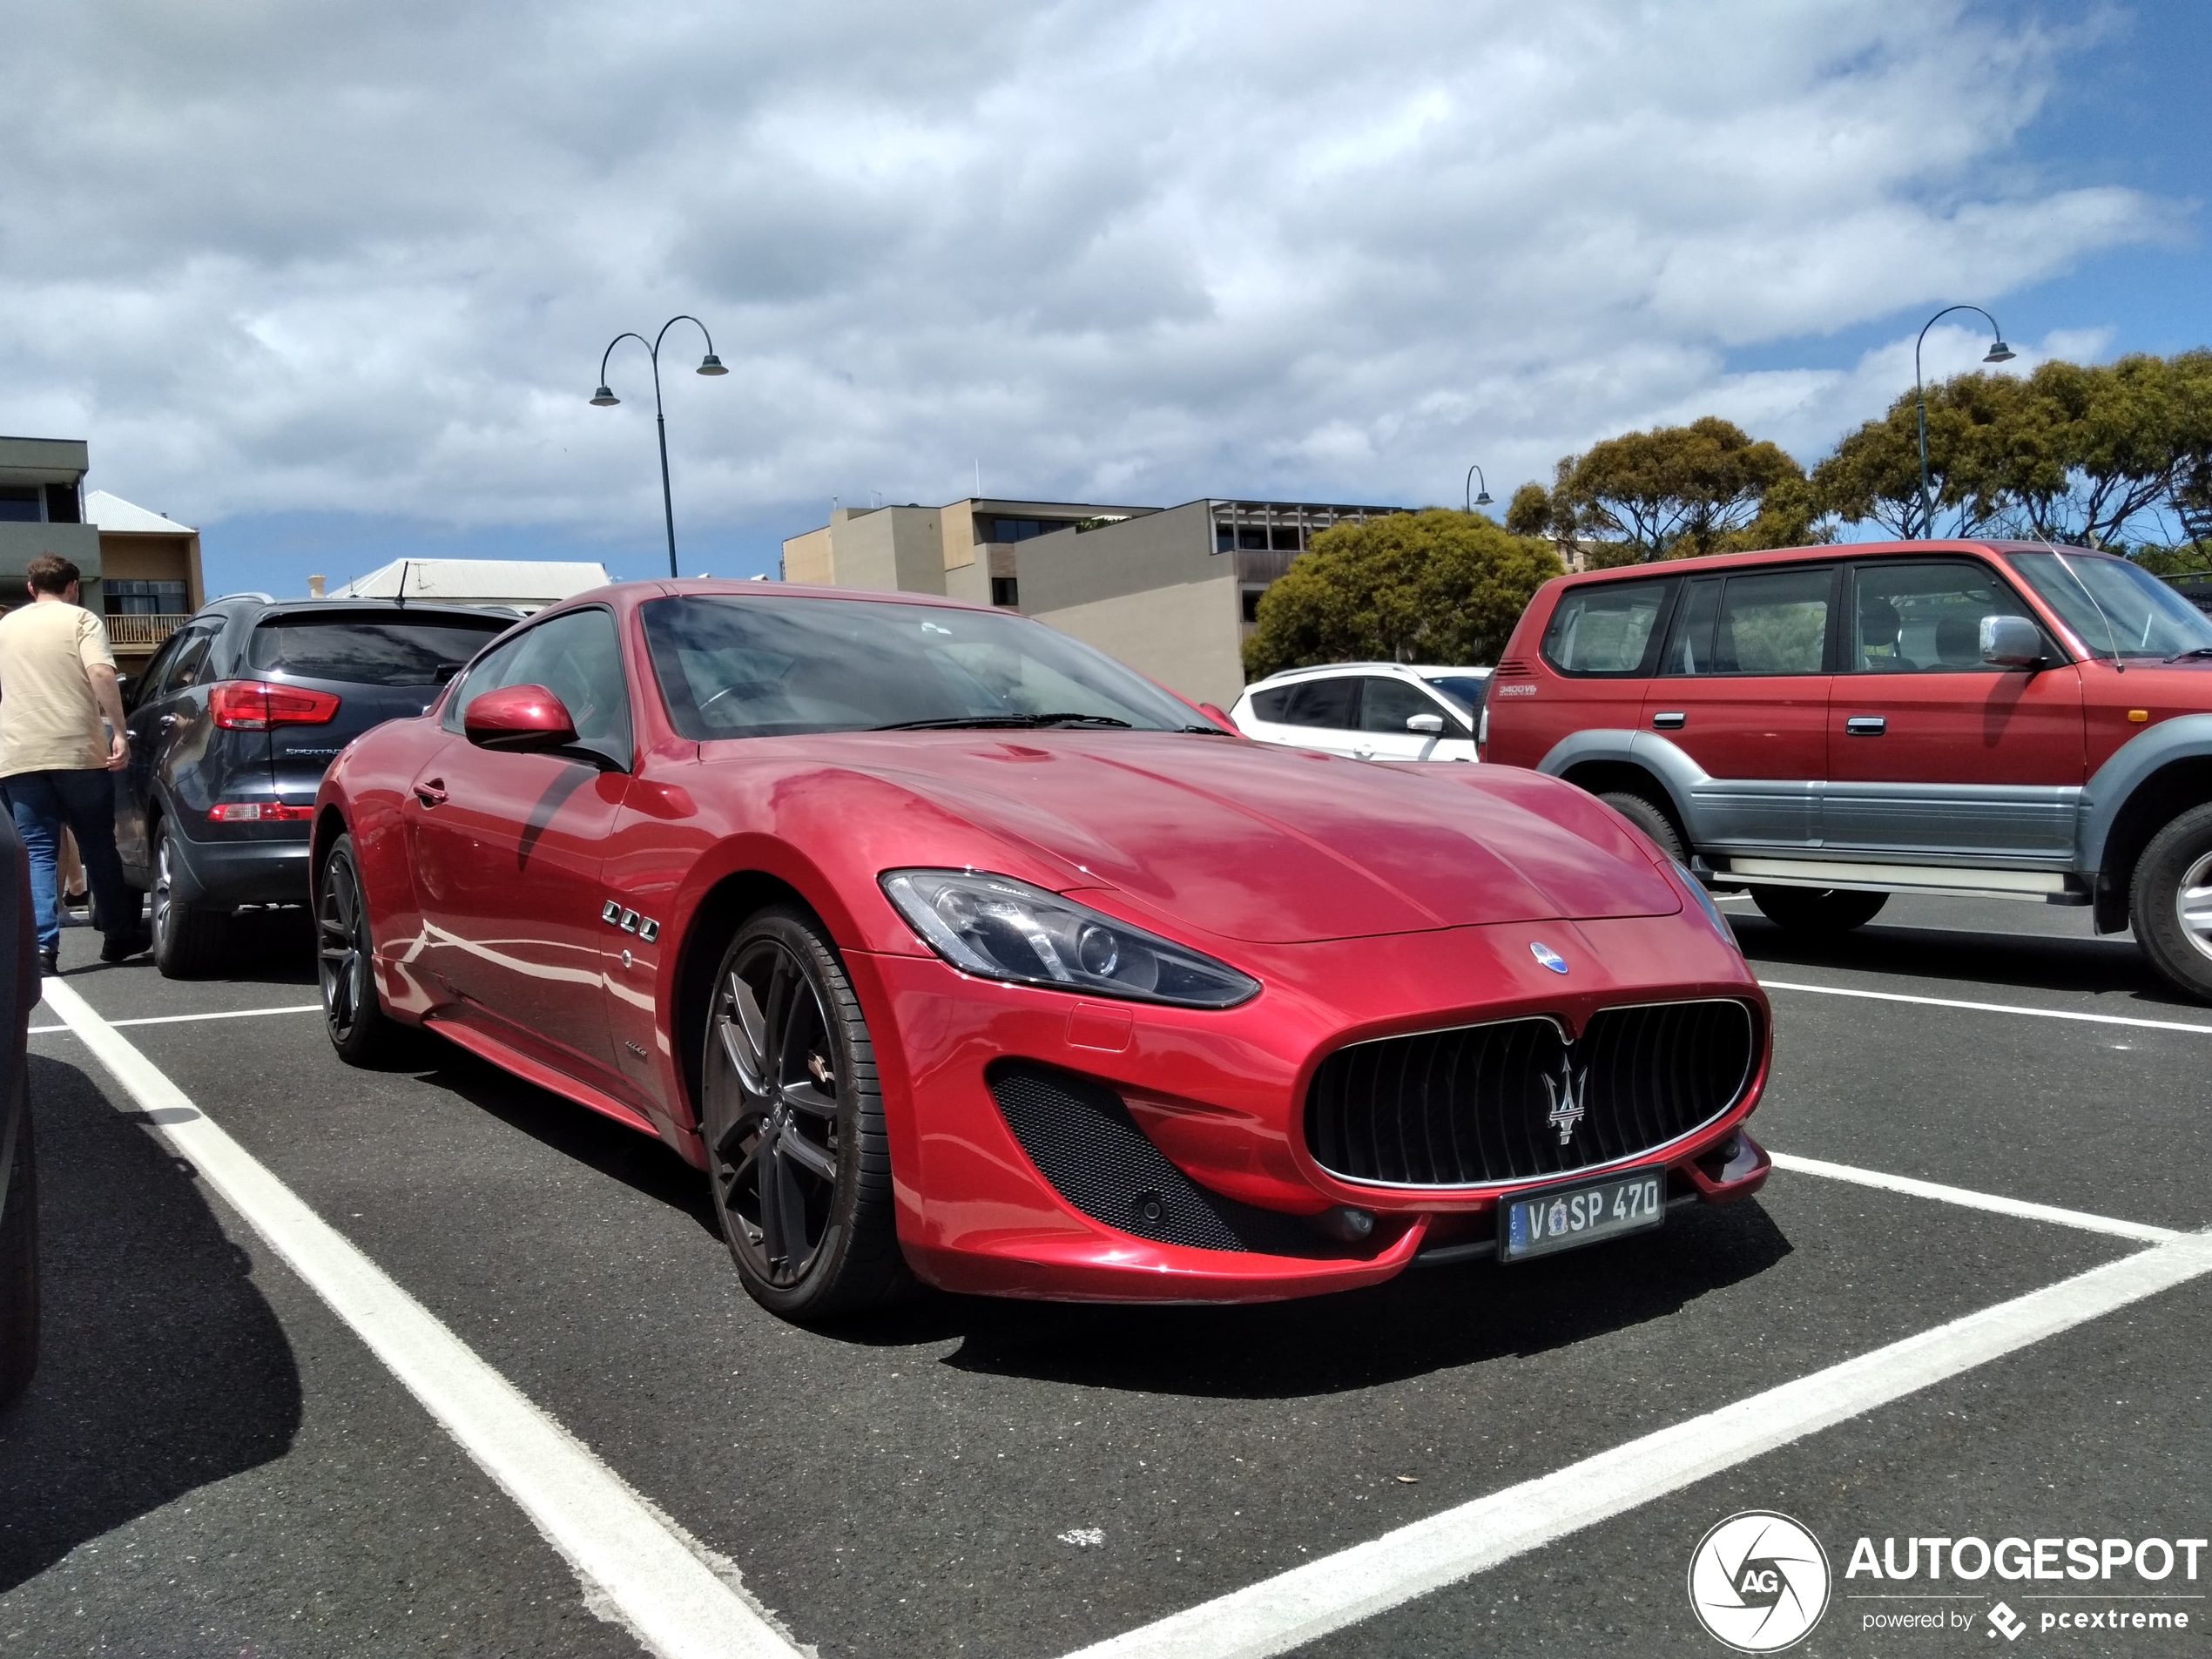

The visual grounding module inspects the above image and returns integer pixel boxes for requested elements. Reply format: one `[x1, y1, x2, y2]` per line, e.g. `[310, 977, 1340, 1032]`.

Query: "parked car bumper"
[161, 826, 314, 909]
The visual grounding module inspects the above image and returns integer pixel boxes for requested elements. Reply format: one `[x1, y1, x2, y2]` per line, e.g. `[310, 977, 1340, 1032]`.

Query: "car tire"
[2128, 802, 2212, 1003]
[316, 833, 412, 1067]
[1597, 792, 1687, 864]
[1750, 886, 1888, 934]
[0, 1079, 38, 1410]
[150, 819, 228, 979]
[700, 906, 908, 1321]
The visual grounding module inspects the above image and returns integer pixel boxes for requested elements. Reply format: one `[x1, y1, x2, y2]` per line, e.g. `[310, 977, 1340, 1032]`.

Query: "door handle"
[1651, 711, 1686, 730]
[414, 779, 448, 806]
[1352, 743, 1375, 759]
[1844, 716, 1886, 736]
[158, 713, 181, 728]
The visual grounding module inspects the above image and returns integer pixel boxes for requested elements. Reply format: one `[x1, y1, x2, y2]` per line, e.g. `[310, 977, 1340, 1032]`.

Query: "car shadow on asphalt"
[0, 1055, 302, 1593]
[827, 1198, 1792, 1399]
[1731, 917, 2189, 1005]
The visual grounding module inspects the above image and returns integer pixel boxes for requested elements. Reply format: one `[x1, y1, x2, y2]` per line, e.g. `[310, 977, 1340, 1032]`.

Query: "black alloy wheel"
[316, 834, 408, 1066]
[701, 907, 906, 1320]
[1750, 885, 1888, 934]
[150, 819, 227, 979]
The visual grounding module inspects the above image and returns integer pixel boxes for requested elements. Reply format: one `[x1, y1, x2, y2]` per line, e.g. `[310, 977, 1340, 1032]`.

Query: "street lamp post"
[1913, 305, 2015, 538]
[1465, 464, 1493, 514]
[590, 315, 728, 578]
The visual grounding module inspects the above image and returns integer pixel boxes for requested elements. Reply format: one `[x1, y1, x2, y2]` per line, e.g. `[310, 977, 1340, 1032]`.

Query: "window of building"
[990, 577, 1020, 608]
[984, 517, 1059, 543]
[1240, 585, 1270, 624]
[105, 579, 191, 617]
[0, 488, 42, 523]
[1271, 526, 1302, 551]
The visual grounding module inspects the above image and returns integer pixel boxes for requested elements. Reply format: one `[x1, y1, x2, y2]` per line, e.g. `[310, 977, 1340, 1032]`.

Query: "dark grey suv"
[118, 595, 516, 976]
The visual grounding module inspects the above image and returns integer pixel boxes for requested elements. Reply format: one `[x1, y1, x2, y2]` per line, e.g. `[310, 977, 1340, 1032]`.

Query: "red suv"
[1482, 539, 2212, 1001]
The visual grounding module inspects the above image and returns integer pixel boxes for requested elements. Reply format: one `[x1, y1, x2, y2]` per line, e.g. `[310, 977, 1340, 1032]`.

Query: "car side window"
[1850, 561, 2037, 673]
[1274, 677, 1359, 730]
[1249, 685, 1292, 722]
[1360, 677, 1457, 735]
[130, 631, 188, 707]
[1657, 579, 1723, 676]
[1712, 568, 1832, 676]
[446, 607, 633, 768]
[1540, 580, 1670, 675]
[160, 624, 221, 695]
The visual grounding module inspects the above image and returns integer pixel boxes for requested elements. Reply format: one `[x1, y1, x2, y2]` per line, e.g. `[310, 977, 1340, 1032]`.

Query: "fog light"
[1316, 1205, 1375, 1243]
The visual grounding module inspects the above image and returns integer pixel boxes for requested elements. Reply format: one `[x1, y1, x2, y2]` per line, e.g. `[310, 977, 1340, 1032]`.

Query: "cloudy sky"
[3, 1, 2205, 593]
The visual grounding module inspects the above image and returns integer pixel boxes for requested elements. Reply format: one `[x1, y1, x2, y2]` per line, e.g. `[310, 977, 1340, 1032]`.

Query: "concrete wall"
[0, 436, 88, 489]
[1031, 570, 1245, 709]
[0, 522, 103, 607]
[781, 525, 833, 585]
[1015, 501, 1217, 611]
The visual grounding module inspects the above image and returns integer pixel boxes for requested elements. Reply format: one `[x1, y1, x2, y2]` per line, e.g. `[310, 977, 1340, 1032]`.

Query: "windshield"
[2005, 551, 2212, 661]
[246, 615, 508, 685]
[639, 594, 1204, 739]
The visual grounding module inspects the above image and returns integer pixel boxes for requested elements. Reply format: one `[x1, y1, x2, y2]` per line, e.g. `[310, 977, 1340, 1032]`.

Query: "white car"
[1228, 662, 1490, 763]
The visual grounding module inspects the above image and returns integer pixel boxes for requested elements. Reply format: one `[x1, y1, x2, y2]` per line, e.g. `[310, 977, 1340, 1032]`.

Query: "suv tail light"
[209, 680, 341, 729]
[209, 802, 315, 823]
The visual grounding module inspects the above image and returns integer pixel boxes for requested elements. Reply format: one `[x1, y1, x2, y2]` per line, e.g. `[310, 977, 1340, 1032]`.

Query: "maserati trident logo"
[1541, 1052, 1588, 1145]
[1529, 941, 1568, 974]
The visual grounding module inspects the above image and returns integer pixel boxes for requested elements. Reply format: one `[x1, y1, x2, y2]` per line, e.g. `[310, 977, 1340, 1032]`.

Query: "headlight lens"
[880, 869, 1260, 1008]
[1672, 860, 1741, 953]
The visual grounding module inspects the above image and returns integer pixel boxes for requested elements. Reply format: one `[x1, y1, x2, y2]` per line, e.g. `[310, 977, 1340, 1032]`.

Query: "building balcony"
[105, 612, 190, 649]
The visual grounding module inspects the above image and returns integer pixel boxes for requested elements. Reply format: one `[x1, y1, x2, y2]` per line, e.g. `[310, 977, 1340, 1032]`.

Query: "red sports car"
[312, 581, 1770, 1318]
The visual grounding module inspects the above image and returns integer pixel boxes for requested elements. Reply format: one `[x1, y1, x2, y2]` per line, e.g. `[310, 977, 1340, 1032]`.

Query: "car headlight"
[1672, 860, 1742, 953]
[880, 869, 1260, 1008]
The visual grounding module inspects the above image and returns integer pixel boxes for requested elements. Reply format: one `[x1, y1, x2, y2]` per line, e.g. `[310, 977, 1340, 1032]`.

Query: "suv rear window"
[1541, 580, 1669, 674]
[1251, 677, 1359, 729]
[247, 616, 507, 686]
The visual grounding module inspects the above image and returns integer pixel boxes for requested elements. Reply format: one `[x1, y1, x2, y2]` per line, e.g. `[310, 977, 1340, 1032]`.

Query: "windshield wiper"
[2163, 645, 2212, 664]
[1177, 723, 1239, 734]
[871, 711, 1134, 731]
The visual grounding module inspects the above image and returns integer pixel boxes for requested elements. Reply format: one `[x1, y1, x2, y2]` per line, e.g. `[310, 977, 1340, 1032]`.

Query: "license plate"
[1499, 1168, 1665, 1263]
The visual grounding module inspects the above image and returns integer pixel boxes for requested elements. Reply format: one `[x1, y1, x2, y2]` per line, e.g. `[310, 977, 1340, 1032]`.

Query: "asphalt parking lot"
[2, 893, 2207, 1656]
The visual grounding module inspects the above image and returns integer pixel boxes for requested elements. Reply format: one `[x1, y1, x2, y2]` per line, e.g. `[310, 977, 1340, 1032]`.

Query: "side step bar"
[1715, 856, 2089, 907]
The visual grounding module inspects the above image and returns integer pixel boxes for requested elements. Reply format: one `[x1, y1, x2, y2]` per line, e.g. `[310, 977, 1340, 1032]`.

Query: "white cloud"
[0, 0, 2181, 550]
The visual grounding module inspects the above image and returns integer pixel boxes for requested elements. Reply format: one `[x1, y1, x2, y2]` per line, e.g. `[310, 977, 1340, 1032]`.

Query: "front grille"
[1305, 1000, 1757, 1188]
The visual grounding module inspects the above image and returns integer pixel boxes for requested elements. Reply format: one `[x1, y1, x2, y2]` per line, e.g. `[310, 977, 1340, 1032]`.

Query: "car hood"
[766, 731, 1680, 943]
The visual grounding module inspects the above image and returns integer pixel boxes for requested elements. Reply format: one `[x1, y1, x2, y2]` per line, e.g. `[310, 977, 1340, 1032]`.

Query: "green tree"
[1242, 509, 1561, 679]
[1553, 416, 1810, 562]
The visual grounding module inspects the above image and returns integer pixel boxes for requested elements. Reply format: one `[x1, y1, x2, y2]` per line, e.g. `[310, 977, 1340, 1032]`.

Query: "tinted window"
[638, 595, 1201, 741]
[1274, 677, 1359, 730]
[250, 616, 506, 686]
[1361, 677, 1451, 733]
[449, 608, 631, 766]
[161, 625, 220, 695]
[0, 489, 39, 523]
[1852, 562, 2033, 672]
[1713, 568, 1831, 675]
[1422, 674, 1488, 716]
[1658, 578, 1722, 676]
[1541, 581, 1668, 674]
[2006, 550, 2212, 660]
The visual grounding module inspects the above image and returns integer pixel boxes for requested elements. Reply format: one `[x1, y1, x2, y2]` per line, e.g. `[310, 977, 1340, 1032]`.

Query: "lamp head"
[1983, 340, 2016, 364]
[697, 354, 728, 376]
[589, 386, 620, 407]
[1474, 489, 1494, 507]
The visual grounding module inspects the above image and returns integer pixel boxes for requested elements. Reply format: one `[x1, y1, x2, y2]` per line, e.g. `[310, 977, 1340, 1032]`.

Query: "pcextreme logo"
[1688, 1511, 1831, 1652]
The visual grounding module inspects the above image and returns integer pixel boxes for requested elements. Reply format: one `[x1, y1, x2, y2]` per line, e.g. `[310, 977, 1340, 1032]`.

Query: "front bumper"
[846, 909, 1771, 1302]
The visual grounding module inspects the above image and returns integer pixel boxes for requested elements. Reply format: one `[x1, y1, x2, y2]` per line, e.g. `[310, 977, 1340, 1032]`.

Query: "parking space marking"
[1064, 1228, 2212, 1659]
[29, 1000, 322, 1036]
[1768, 1151, 2183, 1244]
[1759, 977, 2212, 1035]
[36, 976, 804, 1659]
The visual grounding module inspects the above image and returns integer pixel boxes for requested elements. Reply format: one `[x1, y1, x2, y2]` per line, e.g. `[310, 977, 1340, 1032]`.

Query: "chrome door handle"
[1352, 743, 1375, 759]
[414, 779, 448, 806]
[1844, 716, 1886, 736]
[158, 713, 181, 728]
[1651, 711, 1686, 730]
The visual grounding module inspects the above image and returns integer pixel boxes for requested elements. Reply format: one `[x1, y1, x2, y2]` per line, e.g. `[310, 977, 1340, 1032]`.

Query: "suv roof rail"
[206, 591, 275, 605]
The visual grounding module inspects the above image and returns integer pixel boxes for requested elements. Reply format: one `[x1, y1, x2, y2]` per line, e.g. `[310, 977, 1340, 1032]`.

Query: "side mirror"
[1980, 614, 2044, 670]
[464, 683, 577, 752]
[116, 673, 135, 710]
[1406, 712, 1446, 734]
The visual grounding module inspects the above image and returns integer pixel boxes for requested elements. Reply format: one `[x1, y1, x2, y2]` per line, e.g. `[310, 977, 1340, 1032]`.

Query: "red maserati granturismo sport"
[311, 581, 1770, 1318]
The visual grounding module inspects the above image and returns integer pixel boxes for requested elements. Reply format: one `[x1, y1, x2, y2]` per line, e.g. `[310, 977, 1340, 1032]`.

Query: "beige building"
[0, 438, 206, 673]
[782, 494, 1401, 708]
[782, 498, 1158, 609]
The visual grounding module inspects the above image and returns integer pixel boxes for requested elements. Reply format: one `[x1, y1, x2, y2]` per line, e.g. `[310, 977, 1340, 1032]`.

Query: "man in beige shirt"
[0, 555, 150, 974]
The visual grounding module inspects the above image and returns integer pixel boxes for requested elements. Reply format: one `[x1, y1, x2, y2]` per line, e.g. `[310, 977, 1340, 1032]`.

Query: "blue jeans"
[0, 770, 138, 956]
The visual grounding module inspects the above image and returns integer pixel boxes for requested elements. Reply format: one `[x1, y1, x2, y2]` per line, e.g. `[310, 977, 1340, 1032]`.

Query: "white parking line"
[30, 1001, 322, 1036]
[1062, 1229, 2212, 1659]
[1759, 977, 2212, 1035]
[1769, 1151, 2182, 1244]
[37, 976, 802, 1659]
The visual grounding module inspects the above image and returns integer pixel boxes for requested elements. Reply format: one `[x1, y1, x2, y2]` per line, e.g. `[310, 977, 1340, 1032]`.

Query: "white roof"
[84, 489, 195, 534]
[330, 558, 610, 604]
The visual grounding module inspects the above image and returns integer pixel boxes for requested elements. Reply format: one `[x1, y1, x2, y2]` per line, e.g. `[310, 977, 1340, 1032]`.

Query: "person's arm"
[88, 663, 129, 770]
